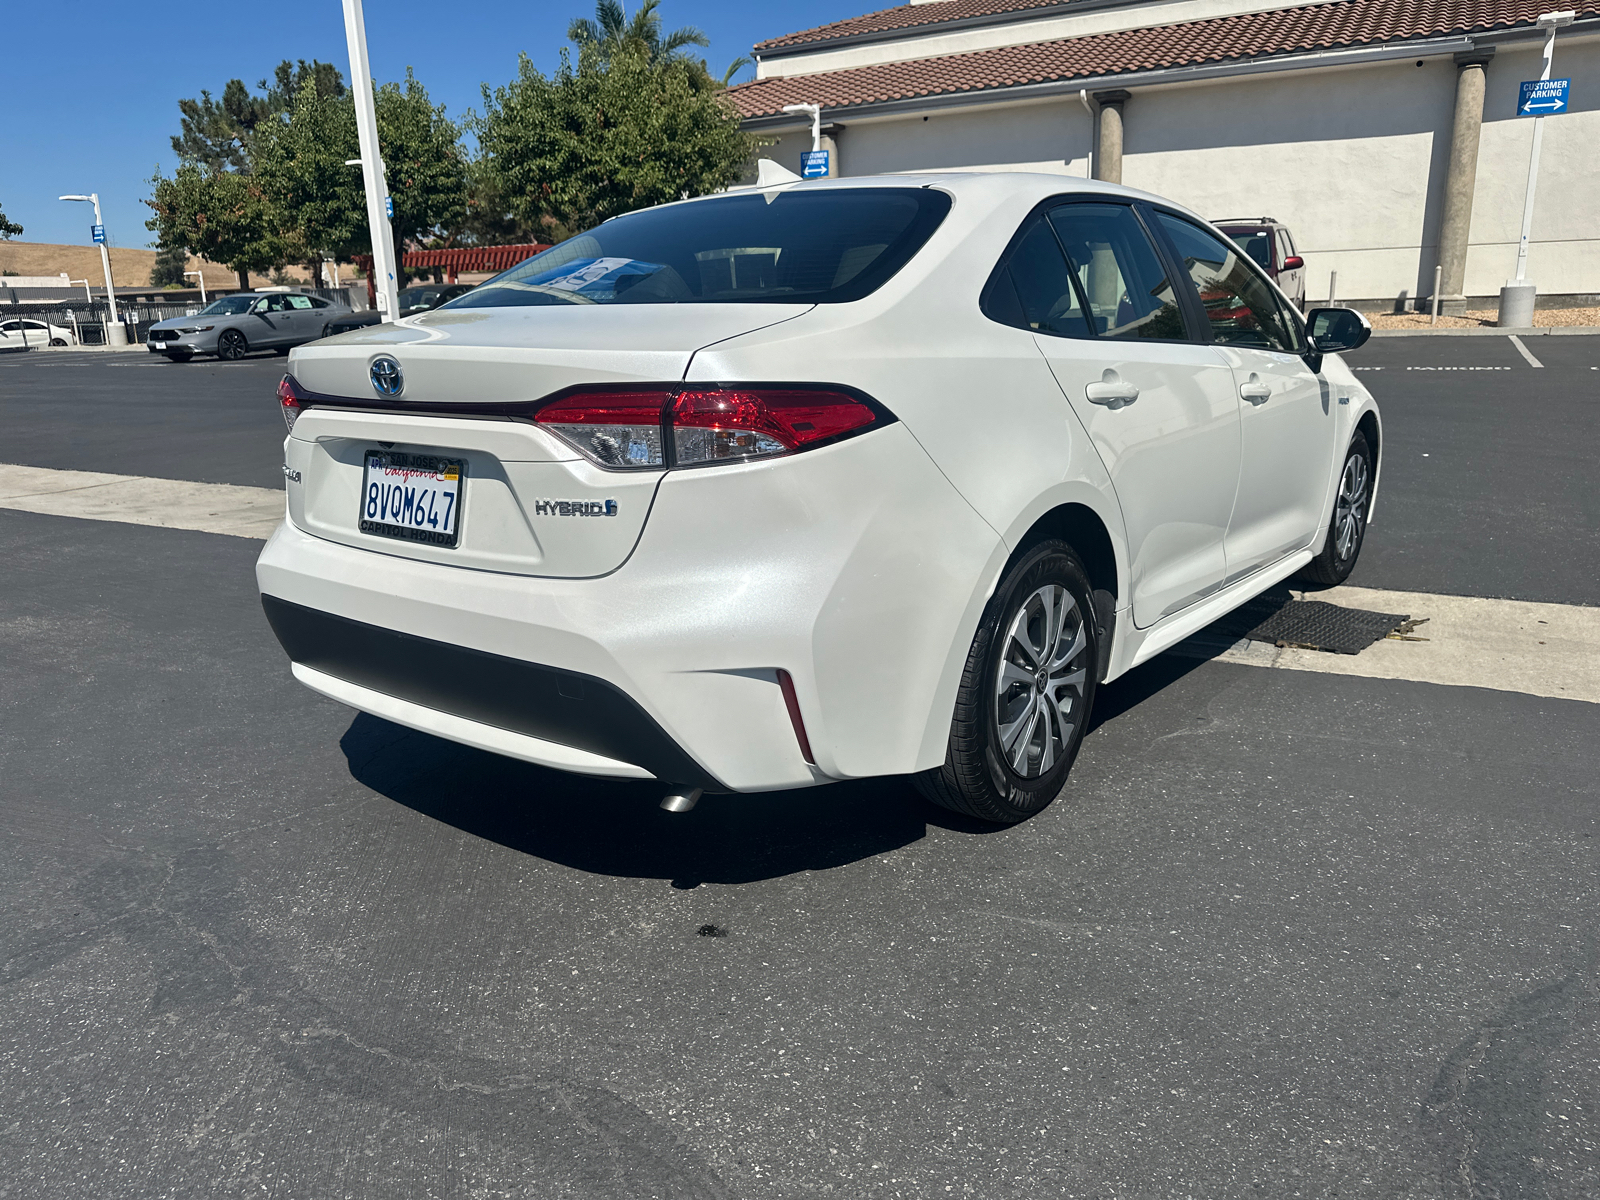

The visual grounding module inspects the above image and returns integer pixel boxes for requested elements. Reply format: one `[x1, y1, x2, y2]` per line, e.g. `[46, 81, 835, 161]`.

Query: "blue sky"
[1, 1, 866, 248]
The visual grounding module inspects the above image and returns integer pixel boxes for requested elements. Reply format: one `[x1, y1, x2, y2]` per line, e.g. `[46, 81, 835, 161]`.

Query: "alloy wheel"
[1334, 451, 1369, 562]
[993, 583, 1091, 779]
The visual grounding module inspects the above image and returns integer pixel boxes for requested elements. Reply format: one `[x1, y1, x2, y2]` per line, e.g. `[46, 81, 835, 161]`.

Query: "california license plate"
[359, 449, 465, 548]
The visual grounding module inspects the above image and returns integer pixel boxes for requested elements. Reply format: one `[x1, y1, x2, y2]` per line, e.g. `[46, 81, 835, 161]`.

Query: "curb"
[1372, 326, 1600, 337]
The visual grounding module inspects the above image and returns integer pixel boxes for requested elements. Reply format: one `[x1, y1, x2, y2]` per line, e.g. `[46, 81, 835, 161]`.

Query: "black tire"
[274, 345, 291, 356]
[1299, 430, 1373, 586]
[321, 323, 332, 339]
[216, 329, 248, 361]
[915, 540, 1099, 824]
[49, 338, 67, 347]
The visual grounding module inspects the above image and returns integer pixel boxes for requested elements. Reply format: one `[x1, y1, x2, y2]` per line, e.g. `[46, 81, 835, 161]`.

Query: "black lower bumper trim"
[261, 595, 721, 790]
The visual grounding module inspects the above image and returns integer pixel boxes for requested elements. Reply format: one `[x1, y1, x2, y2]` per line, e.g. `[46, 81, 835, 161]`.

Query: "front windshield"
[198, 295, 258, 316]
[446, 187, 951, 309]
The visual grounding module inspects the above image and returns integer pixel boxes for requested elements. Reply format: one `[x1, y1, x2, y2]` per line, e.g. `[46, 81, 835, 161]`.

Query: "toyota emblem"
[370, 356, 404, 397]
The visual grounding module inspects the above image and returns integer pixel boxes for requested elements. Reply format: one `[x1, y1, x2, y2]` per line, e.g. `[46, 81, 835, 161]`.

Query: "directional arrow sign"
[1518, 78, 1570, 117]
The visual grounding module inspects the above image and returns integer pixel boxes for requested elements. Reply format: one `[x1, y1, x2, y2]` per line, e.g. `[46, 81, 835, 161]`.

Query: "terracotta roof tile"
[733, 0, 1600, 118]
[755, 0, 1075, 53]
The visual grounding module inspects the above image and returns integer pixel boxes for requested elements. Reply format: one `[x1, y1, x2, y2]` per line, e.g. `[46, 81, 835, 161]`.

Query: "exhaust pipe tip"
[660, 787, 703, 813]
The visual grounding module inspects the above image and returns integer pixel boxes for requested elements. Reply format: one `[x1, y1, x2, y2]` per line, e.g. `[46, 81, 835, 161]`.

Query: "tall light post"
[183, 270, 207, 304]
[58, 193, 126, 346]
[1500, 9, 1575, 327]
[341, 0, 400, 321]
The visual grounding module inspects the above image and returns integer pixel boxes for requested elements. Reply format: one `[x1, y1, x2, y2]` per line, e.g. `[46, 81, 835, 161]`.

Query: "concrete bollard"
[105, 322, 130, 348]
[1497, 283, 1536, 328]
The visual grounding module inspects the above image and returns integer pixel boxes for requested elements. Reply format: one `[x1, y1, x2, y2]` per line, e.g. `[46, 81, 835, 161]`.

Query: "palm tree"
[567, 0, 709, 66]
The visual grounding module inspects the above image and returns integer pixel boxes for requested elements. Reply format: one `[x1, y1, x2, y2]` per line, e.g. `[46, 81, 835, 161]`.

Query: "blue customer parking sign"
[800, 150, 830, 178]
[1518, 78, 1570, 116]
[90, 224, 105, 244]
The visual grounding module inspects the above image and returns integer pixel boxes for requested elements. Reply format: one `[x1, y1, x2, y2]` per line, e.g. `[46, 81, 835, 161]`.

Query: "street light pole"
[1500, 9, 1575, 326]
[183, 270, 207, 304]
[341, 0, 400, 321]
[781, 103, 822, 152]
[58, 192, 125, 346]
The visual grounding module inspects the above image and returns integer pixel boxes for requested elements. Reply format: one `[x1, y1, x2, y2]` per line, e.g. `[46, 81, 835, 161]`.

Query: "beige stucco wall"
[753, 39, 1600, 302]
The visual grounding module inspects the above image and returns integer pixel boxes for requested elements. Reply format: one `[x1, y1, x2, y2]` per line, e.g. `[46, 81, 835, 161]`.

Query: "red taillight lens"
[673, 388, 879, 465]
[533, 390, 671, 468]
[530, 386, 886, 470]
[278, 374, 305, 432]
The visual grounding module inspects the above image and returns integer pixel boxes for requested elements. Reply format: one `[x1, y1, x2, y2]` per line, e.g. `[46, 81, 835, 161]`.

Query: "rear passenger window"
[981, 215, 1091, 338]
[287, 295, 313, 309]
[1046, 204, 1189, 341]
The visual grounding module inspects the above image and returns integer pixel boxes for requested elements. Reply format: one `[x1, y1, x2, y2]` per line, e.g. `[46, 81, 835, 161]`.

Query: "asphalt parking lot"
[2, 339, 1597, 1198]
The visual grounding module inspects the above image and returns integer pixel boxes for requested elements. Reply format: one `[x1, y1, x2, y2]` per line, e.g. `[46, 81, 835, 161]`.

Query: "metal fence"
[0, 288, 363, 349]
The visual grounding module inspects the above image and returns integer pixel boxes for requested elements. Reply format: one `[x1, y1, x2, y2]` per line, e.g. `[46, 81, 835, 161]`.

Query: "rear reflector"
[776, 669, 815, 765]
[533, 386, 886, 470]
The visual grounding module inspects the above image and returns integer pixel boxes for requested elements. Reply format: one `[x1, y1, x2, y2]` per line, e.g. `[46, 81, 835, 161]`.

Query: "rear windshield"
[1219, 228, 1273, 270]
[445, 187, 951, 308]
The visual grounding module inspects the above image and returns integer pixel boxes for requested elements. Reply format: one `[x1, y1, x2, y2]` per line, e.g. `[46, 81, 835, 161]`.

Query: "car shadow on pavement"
[340, 713, 997, 888]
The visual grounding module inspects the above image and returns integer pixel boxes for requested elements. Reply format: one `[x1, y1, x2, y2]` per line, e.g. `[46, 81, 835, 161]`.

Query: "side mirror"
[1303, 306, 1371, 372]
[1282, 255, 1304, 271]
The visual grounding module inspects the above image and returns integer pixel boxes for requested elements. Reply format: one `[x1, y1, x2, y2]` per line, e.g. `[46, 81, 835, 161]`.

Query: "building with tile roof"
[728, 0, 1600, 307]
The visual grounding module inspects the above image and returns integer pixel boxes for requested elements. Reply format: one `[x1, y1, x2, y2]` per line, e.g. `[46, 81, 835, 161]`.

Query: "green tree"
[251, 79, 365, 274]
[150, 242, 189, 287]
[375, 69, 469, 255]
[476, 42, 755, 233]
[172, 60, 345, 172]
[145, 166, 283, 289]
[0, 201, 21, 240]
[567, 0, 708, 66]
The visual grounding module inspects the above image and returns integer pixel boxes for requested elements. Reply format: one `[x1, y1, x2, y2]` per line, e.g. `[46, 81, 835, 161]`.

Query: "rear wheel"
[321, 323, 332, 339]
[1299, 431, 1373, 586]
[217, 329, 247, 361]
[49, 337, 67, 347]
[915, 540, 1098, 825]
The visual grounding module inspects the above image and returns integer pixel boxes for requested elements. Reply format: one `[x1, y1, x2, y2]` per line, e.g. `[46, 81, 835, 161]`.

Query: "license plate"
[359, 449, 465, 548]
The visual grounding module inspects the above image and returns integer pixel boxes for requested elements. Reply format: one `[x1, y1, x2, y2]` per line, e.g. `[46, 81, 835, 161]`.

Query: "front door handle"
[1086, 369, 1139, 408]
[1240, 373, 1272, 404]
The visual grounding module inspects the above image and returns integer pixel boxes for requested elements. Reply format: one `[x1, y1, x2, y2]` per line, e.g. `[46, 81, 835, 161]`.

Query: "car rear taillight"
[278, 374, 306, 431]
[533, 386, 886, 470]
[533, 390, 672, 467]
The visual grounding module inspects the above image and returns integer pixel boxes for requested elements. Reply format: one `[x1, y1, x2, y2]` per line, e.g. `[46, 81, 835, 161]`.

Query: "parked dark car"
[1213, 218, 1305, 311]
[320, 283, 477, 338]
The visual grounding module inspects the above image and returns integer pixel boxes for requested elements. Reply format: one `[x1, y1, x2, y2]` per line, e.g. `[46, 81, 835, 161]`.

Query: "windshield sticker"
[536, 257, 651, 292]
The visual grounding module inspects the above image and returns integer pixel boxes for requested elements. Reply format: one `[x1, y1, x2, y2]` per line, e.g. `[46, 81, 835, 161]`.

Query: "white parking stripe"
[4, 463, 1596, 706]
[0, 463, 283, 539]
[1508, 335, 1545, 368]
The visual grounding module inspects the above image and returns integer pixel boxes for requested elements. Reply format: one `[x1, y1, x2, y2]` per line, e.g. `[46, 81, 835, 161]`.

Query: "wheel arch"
[1002, 493, 1127, 684]
[1354, 403, 1382, 522]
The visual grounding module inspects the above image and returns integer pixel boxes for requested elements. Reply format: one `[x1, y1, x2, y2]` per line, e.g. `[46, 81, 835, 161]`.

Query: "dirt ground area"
[1368, 307, 1600, 330]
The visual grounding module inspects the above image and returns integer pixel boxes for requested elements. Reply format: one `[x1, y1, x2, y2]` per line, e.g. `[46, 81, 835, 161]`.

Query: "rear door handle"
[1086, 370, 1140, 407]
[1239, 373, 1272, 403]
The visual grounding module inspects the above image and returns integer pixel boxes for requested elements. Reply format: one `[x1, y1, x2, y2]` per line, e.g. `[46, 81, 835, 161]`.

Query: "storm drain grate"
[1212, 591, 1410, 655]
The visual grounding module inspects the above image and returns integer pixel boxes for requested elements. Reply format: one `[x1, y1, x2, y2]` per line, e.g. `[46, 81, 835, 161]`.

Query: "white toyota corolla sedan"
[258, 172, 1378, 824]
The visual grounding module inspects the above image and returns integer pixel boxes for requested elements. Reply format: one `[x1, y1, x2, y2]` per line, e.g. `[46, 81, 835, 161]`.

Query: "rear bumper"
[263, 595, 720, 788]
[255, 424, 1004, 791]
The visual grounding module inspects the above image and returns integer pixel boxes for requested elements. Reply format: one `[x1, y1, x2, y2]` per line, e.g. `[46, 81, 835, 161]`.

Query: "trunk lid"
[283, 304, 810, 578]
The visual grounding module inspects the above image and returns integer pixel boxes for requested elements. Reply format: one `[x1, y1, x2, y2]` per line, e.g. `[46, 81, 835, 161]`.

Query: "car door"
[1151, 212, 1334, 581]
[284, 294, 318, 341]
[250, 295, 293, 345]
[1000, 201, 1242, 629]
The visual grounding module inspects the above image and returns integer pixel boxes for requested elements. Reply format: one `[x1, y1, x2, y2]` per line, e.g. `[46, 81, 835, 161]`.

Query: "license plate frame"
[359, 448, 466, 548]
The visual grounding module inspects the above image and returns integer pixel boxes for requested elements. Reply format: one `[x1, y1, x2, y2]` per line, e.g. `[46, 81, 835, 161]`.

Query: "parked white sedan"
[259, 172, 1377, 824]
[0, 317, 76, 348]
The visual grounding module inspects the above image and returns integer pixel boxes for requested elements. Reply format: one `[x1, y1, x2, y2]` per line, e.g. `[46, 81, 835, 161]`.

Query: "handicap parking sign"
[800, 150, 830, 179]
[1518, 78, 1570, 116]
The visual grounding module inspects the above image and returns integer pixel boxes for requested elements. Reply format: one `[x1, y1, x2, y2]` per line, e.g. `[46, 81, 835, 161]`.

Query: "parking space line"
[1508, 335, 1544, 368]
[0, 463, 283, 539]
